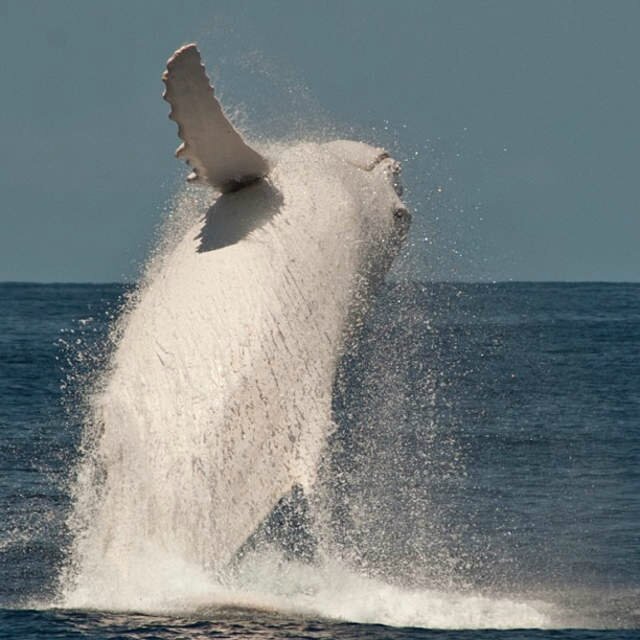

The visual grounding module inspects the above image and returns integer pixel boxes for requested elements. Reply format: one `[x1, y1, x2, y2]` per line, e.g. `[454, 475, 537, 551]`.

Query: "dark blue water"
[1, 282, 639, 638]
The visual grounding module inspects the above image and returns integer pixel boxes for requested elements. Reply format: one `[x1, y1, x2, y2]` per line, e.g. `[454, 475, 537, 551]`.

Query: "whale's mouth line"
[367, 151, 390, 170]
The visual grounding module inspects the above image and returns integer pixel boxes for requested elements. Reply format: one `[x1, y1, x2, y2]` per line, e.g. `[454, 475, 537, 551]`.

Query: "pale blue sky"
[1, 0, 638, 282]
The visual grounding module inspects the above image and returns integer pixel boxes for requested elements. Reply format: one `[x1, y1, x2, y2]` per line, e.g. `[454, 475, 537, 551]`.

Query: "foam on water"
[62, 549, 554, 629]
[221, 553, 554, 629]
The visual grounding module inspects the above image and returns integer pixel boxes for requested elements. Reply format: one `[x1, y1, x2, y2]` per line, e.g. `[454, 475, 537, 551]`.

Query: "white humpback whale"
[63, 44, 409, 607]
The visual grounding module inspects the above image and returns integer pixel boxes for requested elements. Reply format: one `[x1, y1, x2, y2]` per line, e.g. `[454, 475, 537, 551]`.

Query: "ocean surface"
[1, 281, 639, 639]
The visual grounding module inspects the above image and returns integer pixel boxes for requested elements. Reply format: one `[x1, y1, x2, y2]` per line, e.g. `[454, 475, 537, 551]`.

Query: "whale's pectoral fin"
[234, 485, 317, 564]
[162, 44, 269, 192]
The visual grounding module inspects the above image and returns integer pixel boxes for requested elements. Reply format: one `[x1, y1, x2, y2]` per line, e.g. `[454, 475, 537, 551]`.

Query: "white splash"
[225, 553, 554, 629]
[62, 548, 554, 629]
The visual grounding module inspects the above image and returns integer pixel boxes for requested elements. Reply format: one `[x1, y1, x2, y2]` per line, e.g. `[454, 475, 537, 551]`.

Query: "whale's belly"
[91, 177, 368, 575]
[64, 144, 396, 608]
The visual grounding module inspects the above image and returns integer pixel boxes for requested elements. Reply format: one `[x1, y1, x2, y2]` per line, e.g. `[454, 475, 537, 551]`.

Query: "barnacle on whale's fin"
[162, 43, 269, 192]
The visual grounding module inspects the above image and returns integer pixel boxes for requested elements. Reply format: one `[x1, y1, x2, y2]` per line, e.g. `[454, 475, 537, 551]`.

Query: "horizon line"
[1, 279, 640, 286]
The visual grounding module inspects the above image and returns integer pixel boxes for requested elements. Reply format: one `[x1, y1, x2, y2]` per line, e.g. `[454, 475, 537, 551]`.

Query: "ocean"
[1, 281, 638, 639]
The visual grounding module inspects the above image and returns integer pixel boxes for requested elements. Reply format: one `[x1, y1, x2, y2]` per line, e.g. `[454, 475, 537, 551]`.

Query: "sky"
[0, 0, 638, 282]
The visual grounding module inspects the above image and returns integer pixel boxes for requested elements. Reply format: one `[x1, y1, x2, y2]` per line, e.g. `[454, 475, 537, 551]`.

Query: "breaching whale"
[62, 44, 409, 607]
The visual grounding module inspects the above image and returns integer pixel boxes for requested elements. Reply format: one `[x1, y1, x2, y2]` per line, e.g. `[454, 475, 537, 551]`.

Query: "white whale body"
[62, 44, 409, 608]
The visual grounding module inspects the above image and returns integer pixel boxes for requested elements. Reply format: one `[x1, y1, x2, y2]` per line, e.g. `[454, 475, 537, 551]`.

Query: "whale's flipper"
[163, 44, 269, 192]
[234, 485, 317, 564]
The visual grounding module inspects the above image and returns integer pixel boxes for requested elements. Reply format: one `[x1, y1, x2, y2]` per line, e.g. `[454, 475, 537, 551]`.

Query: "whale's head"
[163, 42, 410, 275]
[322, 139, 411, 266]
